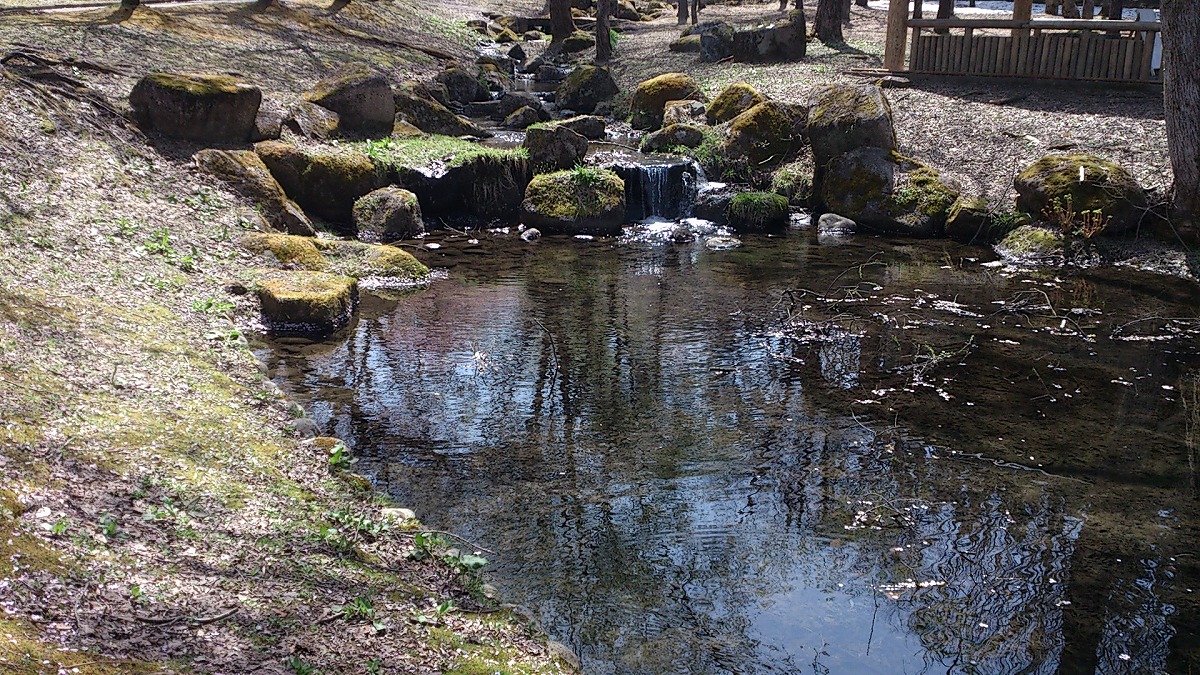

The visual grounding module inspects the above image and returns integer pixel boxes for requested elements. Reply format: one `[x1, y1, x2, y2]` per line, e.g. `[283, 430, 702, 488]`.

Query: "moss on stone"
[1014, 154, 1146, 233]
[629, 73, 704, 130]
[669, 35, 701, 52]
[562, 30, 595, 53]
[727, 191, 788, 231]
[706, 82, 766, 126]
[322, 241, 431, 279]
[358, 135, 525, 173]
[892, 165, 957, 220]
[770, 157, 813, 206]
[255, 269, 358, 335]
[998, 224, 1065, 258]
[242, 232, 328, 271]
[524, 167, 624, 221]
[143, 72, 249, 96]
[723, 101, 797, 167]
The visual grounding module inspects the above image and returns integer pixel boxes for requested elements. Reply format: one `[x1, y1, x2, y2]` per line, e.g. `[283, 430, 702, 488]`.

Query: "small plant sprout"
[327, 441, 354, 469]
[192, 297, 234, 315]
[98, 513, 120, 537]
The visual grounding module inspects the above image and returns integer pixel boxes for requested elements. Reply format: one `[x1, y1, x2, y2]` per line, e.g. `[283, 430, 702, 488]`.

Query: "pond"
[263, 225, 1200, 674]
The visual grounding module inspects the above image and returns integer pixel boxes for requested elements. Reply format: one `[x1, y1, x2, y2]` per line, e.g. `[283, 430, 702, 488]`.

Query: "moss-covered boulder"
[726, 191, 789, 232]
[707, 83, 766, 126]
[255, 270, 358, 335]
[770, 153, 814, 207]
[722, 101, 802, 168]
[394, 82, 491, 138]
[319, 240, 429, 279]
[556, 66, 620, 114]
[521, 167, 626, 235]
[435, 66, 489, 105]
[285, 101, 341, 140]
[523, 125, 589, 173]
[821, 148, 959, 237]
[392, 120, 425, 138]
[807, 84, 896, 168]
[629, 73, 704, 130]
[504, 105, 542, 129]
[731, 9, 806, 62]
[499, 92, 548, 120]
[945, 197, 1022, 244]
[353, 187, 424, 242]
[640, 123, 705, 152]
[997, 224, 1065, 262]
[301, 65, 395, 135]
[662, 100, 707, 127]
[669, 35, 701, 52]
[562, 31, 595, 53]
[693, 21, 735, 62]
[1014, 154, 1147, 234]
[194, 149, 315, 236]
[255, 140, 384, 227]
[553, 115, 606, 140]
[129, 72, 261, 144]
[242, 232, 327, 270]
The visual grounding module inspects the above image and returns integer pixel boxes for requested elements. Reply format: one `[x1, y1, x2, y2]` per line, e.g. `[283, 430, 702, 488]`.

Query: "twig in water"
[403, 530, 495, 555]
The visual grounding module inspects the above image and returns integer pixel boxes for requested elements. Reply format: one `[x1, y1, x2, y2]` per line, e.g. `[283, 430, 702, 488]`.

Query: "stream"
[263, 225, 1200, 673]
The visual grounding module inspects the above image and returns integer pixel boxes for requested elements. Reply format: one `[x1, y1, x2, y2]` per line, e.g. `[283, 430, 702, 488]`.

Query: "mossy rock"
[285, 101, 341, 141]
[629, 72, 704, 130]
[726, 191, 789, 233]
[392, 120, 426, 138]
[770, 153, 814, 207]
[395, 81, 491, 138]
[807, 84, 896, 168]
[352, 187, 424, 242]
[997, 224, 1065, 261]
[669, 35, 701, 52]
[194, 149, 315, 236]
[317, 240, 430, 279]
[521, 168, 626, 235]
[523, 125, 588, 173]
[301, 65, 395, 135]
[662, 99, 706, 127]
[722, 100, 801, 168]
[494, 27, 521, 43]
[562, 31, 595, 53]
[548, 114, 606, 140]
[504, 105, 542, 130]
[129, 72, 261, 144]
[242, 232, 328, 270]
[641, 123, 705, 153]
[707, 82, 766, 126]
[556, 66, 620, 114]
[255, 141, 384, 228]
[945, 197, 1024, 244]
[1014, 153, 1146, 234]
[255, 270, 358, 335]
[822, 148, 958, 237]
[435, 66, 489, 105]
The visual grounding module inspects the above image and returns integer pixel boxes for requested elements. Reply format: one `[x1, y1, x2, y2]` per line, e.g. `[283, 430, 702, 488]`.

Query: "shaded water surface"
[266, 231, 1200, 674]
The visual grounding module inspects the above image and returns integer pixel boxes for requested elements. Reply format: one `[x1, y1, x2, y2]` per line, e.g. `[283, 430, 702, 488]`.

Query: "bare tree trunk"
[1062, 0, 1079, 19]
[855, 0, 867, 6]
[1081, 0, 1094, 18]
[912, 0, 921, 20]
[934, 0, 953, 33]
[690, 0, 699, 24]
[1162, 0, 1200, 225]
[841, 0, 851, 26]
[1104, 0, 1123, 19]
[1046, 0, 1061, 15]
[814, 0, 844, 43]
[550, 0, 576, 44]
[677, 0, 689, 24]
[595, 0, 613, 63]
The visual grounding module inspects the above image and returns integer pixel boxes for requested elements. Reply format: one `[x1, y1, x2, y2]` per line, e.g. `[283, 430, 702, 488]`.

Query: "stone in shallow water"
[255, 270, 358, 336]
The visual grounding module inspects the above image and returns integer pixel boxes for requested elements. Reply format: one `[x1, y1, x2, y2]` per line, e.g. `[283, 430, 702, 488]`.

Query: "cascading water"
[599, 153, 704, 222]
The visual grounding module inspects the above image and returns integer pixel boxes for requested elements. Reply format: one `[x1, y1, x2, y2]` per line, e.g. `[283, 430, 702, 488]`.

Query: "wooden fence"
[883, 3, 1162, 84]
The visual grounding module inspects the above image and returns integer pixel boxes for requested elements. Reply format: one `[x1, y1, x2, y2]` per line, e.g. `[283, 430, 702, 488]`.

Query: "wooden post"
[1013, 0, 1032, 38]
[884, 0, 910, 71]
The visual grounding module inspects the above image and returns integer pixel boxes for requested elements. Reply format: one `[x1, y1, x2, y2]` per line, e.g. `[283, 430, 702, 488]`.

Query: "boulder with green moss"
[1014, 154, 1146, 234]
[353, 187, 425, 242]
[394, 81, 491, 138]
[255, 140, 384, 227]
[707, 82, 766, 125]
[806, 84, 896, 168]
[945, 197, 1023, 244]
[392, 120, 425, 138]
[284, 101, 341, 140]
[301, 65, 395, 135]
[129, 72, 261, 143]
[722, 100, 803, 168]
[641, 123, 705, 152]
[996, 224, 1065, 262]
[435, 66, 489, 105]
[321, 240, 430, 279]
[194, 149, 315, 236]
[521, 168, 626, 235]
[731, 9, 806, 62]
[726, 191, 789, 232]
[255, 270, 358, 335]
[553, 115, 606, 139]
[693, 21, 735, 62]
[556, 66, 620, 114]
[770, 153, 814, 207]
[523, 125, 588, 173]
[821, 148, 959, 237]
[562, 31, 595, 53]
[242, 232, 328, 270]
[629, 73, 705, 130]
[662, 100, 707, 126]
[669, 34, 701, 52]
[504, 105, 543, 129]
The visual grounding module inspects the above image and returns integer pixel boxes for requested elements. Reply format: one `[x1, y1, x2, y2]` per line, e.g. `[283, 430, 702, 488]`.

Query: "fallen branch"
[403, 530, 495, 555]
[134, 606, 239, 627]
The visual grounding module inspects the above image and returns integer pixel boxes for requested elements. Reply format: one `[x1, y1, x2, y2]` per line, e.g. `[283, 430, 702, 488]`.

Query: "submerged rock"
[255, 270, 358, 336]
[129, 72, 261, 144]
[520, 168, 626, 235]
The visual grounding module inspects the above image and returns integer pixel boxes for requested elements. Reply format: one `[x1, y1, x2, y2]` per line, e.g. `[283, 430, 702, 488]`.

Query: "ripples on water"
[265, 228, 1199, 674]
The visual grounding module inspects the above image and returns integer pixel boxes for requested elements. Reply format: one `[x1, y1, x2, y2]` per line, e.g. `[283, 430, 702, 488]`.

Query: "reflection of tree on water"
[267, 237, 1200, 674]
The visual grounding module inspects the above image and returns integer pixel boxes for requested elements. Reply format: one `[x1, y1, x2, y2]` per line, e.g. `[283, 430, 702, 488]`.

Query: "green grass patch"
[357, 136, 526, 172]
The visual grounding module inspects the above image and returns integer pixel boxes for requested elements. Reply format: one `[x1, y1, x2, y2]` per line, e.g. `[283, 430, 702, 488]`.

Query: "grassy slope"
[0, 2, 573, 674]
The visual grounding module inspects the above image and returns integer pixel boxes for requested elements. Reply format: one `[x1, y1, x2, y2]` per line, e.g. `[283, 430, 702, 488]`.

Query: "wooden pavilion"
[881, 0, 1162, 83]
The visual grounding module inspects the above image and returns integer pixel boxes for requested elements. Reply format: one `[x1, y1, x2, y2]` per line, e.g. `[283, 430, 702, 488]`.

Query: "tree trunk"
[1081, 0, 1094, 18]
[1162, 0, 1200, 224]
[934, 0, 953, 34]
[1046, 0, 1061, 16]
[856, 0, 867, 6]
[911, 0, 921, 20]
[1104, 0, 1123, 19]
[1062, 0, 1079, 19]
[595, 0, 613, 63]
[814, 0, 844, 43]
[550, 0, 575, 44]
[677, 0, 689, 24]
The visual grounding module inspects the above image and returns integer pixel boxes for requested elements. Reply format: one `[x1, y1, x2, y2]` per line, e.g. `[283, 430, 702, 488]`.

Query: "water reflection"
[265, 233, 1200, 674]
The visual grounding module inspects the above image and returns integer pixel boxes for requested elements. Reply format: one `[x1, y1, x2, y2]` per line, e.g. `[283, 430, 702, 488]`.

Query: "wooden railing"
[883, 1, 1162, 84]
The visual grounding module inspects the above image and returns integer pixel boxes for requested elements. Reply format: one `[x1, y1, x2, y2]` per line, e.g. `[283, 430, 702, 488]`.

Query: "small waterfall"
[602, 155, 702, 222]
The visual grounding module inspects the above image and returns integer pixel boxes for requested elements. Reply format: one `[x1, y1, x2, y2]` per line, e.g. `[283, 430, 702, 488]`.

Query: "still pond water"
[265, 226, 1200, 674]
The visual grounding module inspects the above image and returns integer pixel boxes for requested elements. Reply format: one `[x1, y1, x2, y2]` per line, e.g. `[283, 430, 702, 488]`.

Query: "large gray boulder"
[285, 101, 341, 140]
[302, 66, 395, 135]
[641, 123, 705, 153]
[254, 140, 384, 228]
[806, 84, 896, 168]
[692, 21, 734, 62]
[629, 72, 705, 131]
[352, 187, 425, 242]
[129, 72, 261, 144]
[435, 66, 489, 105]
[821, 147, 959, 238]
[523, 125, 589, 173]
[732, 10, 806, 62]
[1014, 153, 1147, 234]
[394, 82, 491, 138]
[555, 66, 620, 114]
